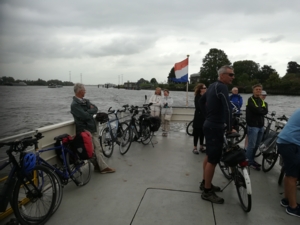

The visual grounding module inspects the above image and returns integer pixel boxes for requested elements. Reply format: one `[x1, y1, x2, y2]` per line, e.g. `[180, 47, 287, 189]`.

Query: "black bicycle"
[0, 138, 57, 225]
[218, 132, 252, 212]
[119, 103, 155, 155]
[99, 105, 129, 157]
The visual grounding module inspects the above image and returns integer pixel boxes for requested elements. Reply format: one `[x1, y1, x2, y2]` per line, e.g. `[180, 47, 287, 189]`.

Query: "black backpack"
[148, 116, 161, 132]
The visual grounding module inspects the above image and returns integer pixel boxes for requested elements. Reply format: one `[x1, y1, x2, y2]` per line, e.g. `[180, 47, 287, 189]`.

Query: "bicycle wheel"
[218, 161, 232, 180]
[186, 121, 193, 136]
[116, 122, 129, 145]
[50, 170, 64, 215]
[234, 166, 252, 212]
[66, 152, 91, 186]
[262, 145, 278, 172]
[119, 126, 132, 155]
[234, 124, 247, 144]
[141, 125, 153, 145]
[11, 165, 57, 225]
[100, 127, 114, 158]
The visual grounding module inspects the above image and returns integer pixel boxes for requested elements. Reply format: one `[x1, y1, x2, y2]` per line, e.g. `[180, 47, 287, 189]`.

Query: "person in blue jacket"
[229, 87, 243, 113]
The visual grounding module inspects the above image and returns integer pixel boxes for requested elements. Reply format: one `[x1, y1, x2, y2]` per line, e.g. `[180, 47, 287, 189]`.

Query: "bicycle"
[119, 103, 154, 155]
[99, 105, 129, 158]
[186, 120, 193, 136]
[218, 132, 252, 212]
[0, 138, 58, 225]
[255, 114, 288, 172]
[33, 132, 91, 187]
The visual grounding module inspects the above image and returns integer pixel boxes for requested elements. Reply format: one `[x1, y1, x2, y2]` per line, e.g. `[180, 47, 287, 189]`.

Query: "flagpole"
[186, 54, 189, 107]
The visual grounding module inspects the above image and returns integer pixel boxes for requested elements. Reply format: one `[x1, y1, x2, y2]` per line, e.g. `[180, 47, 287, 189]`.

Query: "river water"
[0, 85, 299, 139]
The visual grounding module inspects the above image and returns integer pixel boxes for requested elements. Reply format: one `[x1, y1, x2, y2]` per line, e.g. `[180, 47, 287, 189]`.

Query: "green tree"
[256, 65, 277, 85]
[199, 48, 231, 85]
[150, 78, 158, 84]
[0, 76, 15, 84]
[232, 60, 260, 85]
[286, 61, 300, 75]
[167, 67, 175, 83]
[264, 73, 281, 89]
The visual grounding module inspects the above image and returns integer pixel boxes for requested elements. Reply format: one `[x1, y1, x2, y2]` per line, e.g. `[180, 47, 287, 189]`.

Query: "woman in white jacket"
[160, 89, 173, 136]
[149, 87, 162, 117]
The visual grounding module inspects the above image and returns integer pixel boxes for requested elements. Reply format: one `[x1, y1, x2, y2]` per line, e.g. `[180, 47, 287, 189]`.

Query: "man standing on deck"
[245, 84, 268, 171]
[71, 83, 115, 174]
[277, 108, 300, 218]
[199, 65, 236, 204]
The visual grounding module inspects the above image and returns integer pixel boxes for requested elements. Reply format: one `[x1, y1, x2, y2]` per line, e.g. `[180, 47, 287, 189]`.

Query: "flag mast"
[186, 54, 189, 107]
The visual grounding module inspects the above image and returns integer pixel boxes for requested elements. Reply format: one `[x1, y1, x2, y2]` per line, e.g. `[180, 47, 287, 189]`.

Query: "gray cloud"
[260, 35, 285, 43]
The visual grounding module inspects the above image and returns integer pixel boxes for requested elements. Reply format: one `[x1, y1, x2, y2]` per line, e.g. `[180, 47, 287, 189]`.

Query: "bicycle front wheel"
[119, 126, 132, 155]
[141, 125, 153, 145]
[11, 165, 57, 225]
[235, 166, 252, 212]
[262, 145, 278, 172]
[186, 121, 193, 136]
[100, 127, 114, 158]
[66, 152, 91, 186]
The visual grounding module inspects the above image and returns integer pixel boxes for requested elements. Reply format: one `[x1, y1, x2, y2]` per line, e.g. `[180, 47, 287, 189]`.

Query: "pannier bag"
[221, 146, 246, 167]
[148, 116, 161, 132]
[95, 112, 109, 124]
[55, 135, 73, 163]
[71, 131, 94, 160]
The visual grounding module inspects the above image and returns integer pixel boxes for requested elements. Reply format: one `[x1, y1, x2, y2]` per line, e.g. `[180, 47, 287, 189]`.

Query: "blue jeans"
[246, 126, 264, 164]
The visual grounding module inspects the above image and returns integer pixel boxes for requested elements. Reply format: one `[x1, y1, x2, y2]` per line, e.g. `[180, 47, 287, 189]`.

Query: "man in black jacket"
[199, 65, 236, 204]
[246, 84, 268, 170]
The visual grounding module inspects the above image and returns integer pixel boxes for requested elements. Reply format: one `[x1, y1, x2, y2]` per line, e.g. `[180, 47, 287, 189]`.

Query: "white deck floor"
[2, 130, 300, 224]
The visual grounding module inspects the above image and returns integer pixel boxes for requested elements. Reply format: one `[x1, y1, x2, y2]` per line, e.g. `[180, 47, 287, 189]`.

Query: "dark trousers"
[193, 127, 205, 147]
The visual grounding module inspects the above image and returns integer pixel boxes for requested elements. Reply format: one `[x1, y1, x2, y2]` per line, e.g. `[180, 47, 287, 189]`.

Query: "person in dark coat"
[192, 83, 207, 154]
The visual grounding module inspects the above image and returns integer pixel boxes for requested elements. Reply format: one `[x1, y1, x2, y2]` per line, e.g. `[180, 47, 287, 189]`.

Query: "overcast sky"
[1, 0, 300, 85]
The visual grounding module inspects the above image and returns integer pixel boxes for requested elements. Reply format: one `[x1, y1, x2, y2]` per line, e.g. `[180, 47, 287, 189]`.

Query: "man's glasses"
[224, 73, 235, 77]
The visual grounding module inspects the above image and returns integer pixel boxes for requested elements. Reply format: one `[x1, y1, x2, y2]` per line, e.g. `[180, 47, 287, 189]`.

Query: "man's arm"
[247, 99, 268, 115]
[71, 103, 97, 121]
[219, 86, 232, 132]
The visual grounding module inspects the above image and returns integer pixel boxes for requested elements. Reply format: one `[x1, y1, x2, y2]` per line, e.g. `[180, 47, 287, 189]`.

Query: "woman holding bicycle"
[192, 83, 207, 154]
[160, 89, 173, 137]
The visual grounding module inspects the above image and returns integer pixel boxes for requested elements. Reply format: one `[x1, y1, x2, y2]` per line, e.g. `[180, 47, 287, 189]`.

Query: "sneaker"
[286, 205, 300, 218]
[193, 149, 199, 155]
[281, 198, 300, 208]
[201, 190, 224, 204]
[100, 167, 116, 174]
[199, 181, 221, 192]
[249, 163, 261, 171]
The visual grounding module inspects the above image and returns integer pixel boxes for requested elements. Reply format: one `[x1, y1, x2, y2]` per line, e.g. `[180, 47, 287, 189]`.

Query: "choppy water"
[0, 85, 299, 138]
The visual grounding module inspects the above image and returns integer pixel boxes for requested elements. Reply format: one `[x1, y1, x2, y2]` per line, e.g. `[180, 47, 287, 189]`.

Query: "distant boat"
[48, 83, 63, 88]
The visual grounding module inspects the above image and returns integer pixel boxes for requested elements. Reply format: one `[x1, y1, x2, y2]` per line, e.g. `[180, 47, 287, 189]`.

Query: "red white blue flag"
[172, 58, 189, 82]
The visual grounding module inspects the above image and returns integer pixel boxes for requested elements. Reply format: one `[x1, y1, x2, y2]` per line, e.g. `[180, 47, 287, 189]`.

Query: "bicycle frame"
[106, 112, 120, 142]
[36, 143, 83, 184]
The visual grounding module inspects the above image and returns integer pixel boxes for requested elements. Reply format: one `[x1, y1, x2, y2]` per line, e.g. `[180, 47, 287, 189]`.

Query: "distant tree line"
[0, 76, 74, 86]
[166, 48, 300, 95]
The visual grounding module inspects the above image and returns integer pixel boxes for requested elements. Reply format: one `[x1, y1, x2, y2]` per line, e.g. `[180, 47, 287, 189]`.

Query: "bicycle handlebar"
[107, 104, 129, 114]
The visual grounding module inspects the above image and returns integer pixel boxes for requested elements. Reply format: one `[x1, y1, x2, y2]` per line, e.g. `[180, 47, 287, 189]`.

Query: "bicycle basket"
[221, 146, 246, 167]
[95, 112, 109, 124]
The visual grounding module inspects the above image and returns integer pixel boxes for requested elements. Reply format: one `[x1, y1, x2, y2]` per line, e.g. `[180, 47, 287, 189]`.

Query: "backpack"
[95, 112, 109, 124]
[70, 131, 94, 160]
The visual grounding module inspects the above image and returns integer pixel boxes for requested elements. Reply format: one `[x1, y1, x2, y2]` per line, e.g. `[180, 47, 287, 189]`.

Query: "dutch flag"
[172, 58, 189, 83]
